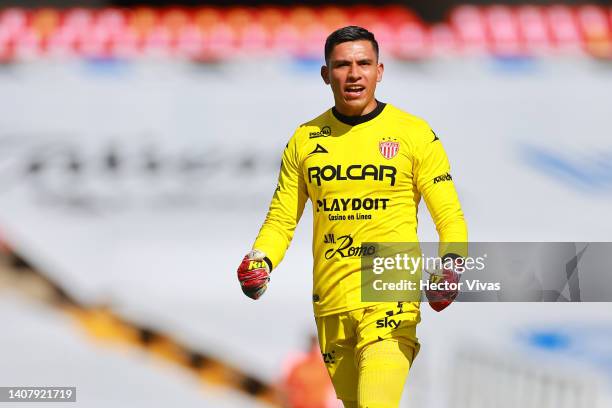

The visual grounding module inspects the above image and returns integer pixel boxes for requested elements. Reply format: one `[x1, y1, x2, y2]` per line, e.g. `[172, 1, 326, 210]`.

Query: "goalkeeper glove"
[425, 256, 462, 312]
[237, 249, 271, 300]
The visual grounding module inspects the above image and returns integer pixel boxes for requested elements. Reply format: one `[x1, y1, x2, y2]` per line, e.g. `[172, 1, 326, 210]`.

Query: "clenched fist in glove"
[425, 256, 462, 312]
[237, 249, 272, 300]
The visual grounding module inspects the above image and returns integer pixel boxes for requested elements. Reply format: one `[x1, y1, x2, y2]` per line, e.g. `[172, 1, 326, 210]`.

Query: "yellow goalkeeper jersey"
[253, 101, 467, 317]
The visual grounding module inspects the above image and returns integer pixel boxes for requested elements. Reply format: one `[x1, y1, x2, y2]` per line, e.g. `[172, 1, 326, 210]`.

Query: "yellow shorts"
[315, 301, 421, 403]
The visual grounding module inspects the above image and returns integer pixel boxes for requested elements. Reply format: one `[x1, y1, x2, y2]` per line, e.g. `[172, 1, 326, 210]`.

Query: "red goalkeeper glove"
[425, 257, 462, 312]
[237, 249, 271, 300]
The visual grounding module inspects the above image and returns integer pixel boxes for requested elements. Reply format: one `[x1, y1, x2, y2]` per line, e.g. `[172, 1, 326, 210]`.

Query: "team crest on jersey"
[379, 138, 399, 160]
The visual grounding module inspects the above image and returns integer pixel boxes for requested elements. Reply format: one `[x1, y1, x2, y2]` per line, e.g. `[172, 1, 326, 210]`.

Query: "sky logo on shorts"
[376, 311, 402, 329]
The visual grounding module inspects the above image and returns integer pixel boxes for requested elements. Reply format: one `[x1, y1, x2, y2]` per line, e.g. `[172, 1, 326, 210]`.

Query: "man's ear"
[321, 65, 330, 85]
[377, 62, 384, 83]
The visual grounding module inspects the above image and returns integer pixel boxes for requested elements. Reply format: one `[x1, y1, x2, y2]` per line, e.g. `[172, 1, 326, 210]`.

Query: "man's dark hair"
[324, 26, 379, 65]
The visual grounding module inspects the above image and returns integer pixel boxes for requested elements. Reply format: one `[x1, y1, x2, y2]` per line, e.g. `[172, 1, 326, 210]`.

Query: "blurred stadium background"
[0, 0, 611, 407]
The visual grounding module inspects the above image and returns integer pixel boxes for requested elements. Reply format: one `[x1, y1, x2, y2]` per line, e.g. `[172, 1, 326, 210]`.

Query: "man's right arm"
[237, 130, 308, 299]
[252, 130, 309, 270]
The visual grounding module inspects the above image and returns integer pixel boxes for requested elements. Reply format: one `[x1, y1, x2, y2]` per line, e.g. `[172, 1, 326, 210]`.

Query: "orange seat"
[128, 7, 159, 38]
[193, 7, 223, 34]
[380, 5, 419, 27]
[319, 6, 349, 31]
[348, 5, 381, 30]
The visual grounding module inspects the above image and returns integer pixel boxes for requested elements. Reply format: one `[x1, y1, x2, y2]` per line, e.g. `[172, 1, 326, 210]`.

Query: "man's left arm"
[414, 128, 467, 246]
[414, 126, 468, 311]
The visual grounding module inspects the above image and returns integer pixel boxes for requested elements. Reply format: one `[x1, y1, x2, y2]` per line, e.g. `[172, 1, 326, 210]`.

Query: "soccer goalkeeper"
[237, 26, 468, 407]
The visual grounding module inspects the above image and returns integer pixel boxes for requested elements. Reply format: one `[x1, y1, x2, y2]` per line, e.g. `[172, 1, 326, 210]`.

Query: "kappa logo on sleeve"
[433, 172, 453, 184]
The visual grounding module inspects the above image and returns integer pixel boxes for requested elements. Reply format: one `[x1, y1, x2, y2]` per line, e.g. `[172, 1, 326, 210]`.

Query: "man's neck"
[332, 100, 386, 127]
[334, 99, 378, 117]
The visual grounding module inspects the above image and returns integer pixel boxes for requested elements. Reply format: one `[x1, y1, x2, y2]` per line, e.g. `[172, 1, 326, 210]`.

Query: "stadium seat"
[484, 5, 522, 56]
[450, 5, 488, 54]
[577, 5, 612, 58]
[319, 6, 349, 32]
[0, 5, 610, 60]
[546, 5, 582, 52]
[517, 6, 552, 56]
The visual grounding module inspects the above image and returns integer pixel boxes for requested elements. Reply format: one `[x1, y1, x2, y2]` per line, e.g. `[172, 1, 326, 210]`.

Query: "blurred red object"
[225, 7, 267, 53]
[369, 21, 396, 57]
[283, 7, 320, 57]
[380, 5, 420, 27]
[484, 5, 522, 56]
[450, 5, 488, 55]
[160, 8, 190, 37]
[193, 6, 222, 30]
[319, 6, 349, 32]
[577, 5, 612, 58]
[281, 338, 336, 408]
[395, 21, 430, 59]
[0, 41, 14, 62]
[31, 8, 59, 40]
[430, 23, 458, 56]
[516, 6, 553, 56]
[349, 5, 381, 31]
[0, 8, 28, 37]
[0, 8, 27, 59]
[258, 6, 285, 33]
[546, 5, 582, 52]
[1, 5, 610, 60]
[191, 7, 234, 60]
[128, 7, 158, 38]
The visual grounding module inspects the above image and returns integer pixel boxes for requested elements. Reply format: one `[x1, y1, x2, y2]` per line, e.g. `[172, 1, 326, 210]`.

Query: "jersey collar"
[331, 100, 386, 126]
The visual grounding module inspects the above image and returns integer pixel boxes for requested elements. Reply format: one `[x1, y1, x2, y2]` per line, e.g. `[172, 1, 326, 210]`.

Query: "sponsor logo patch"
[307, 164, 397, 186]
[433, 172, 453, 184]
[324, 234, 376, 259]
[379, 138, 399, 160]
[322, 350, 336, 364]
[316, 197, 390, 212]
[309, 126, 332, 138]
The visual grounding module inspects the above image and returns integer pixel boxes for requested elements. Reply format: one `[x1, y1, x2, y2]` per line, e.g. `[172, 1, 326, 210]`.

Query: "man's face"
[321, 40, 384, 116]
